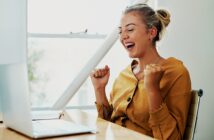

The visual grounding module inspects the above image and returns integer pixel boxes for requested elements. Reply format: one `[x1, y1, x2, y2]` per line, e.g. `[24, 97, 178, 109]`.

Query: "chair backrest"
[183, 89, 203, 140]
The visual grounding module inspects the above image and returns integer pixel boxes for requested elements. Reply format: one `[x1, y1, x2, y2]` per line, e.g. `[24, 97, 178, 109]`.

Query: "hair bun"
[156, 9, 171, 27]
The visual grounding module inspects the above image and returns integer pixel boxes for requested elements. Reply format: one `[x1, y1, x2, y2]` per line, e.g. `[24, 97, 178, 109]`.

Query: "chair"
[183, 89, 203, 140]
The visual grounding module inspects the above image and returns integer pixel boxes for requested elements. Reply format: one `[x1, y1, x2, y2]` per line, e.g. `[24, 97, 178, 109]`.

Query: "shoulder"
[162, 57, 190, 77]
[161, 57, 191, 96]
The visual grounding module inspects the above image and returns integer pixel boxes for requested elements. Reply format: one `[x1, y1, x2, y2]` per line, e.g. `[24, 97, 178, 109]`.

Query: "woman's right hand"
[90, 65, 110, 90]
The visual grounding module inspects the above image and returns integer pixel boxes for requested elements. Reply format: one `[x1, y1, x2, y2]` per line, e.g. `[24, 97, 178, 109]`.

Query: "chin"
[128, 54, 137, 58]
[129, 55, 137, 58]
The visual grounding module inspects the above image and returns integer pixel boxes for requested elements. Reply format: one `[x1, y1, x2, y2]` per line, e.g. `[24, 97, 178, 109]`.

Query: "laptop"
[0, 63, 96, 138]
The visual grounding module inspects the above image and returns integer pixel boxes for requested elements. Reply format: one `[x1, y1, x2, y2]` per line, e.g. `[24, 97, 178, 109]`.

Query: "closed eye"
[127, 29, 134, 32]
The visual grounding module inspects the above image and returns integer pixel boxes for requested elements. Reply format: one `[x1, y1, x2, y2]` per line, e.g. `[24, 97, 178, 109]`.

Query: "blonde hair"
[124, 4, 171, 44]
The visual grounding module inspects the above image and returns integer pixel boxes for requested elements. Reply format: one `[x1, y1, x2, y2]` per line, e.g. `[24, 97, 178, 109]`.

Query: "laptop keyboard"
[31, 110, 62, 120]
[32, 119, 94, 136]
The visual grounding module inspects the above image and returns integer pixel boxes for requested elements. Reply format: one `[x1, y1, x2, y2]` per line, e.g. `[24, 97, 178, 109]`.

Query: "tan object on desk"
[0, 109, 154, 140]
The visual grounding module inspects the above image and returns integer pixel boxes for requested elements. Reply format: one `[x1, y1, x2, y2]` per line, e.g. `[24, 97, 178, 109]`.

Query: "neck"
[138, 48, 162, 71]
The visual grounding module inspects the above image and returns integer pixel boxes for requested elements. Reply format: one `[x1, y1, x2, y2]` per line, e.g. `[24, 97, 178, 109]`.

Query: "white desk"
[0, 109, 154, 140]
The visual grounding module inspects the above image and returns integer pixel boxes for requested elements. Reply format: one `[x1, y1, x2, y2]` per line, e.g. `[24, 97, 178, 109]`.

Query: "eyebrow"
[118, 23, 136, 29]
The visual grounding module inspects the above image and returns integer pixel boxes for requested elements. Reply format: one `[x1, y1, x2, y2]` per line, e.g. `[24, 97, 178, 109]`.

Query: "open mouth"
[125, 42, 135, 50]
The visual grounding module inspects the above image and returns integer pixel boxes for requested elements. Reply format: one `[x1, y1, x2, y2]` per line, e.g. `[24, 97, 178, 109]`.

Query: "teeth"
[124, 42, 134, 49]
[125, 42, 134, 47]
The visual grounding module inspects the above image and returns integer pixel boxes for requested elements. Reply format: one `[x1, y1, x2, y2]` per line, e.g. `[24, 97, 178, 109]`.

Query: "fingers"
[91, 65, 110, 78]
[144, 64, 163, 74]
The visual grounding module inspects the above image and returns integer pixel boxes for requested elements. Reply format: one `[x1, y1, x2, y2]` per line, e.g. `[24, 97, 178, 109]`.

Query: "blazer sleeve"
[148, 68, 191, 140]
[95, 102, 113, 120]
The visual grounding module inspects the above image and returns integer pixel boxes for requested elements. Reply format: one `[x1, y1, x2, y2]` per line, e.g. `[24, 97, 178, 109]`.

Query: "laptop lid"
[0, 63, 96, 138]
[0, 63, 33, 136]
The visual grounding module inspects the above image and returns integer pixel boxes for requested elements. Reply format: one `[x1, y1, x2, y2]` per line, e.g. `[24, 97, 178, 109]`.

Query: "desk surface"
[0, 109, 154, 140]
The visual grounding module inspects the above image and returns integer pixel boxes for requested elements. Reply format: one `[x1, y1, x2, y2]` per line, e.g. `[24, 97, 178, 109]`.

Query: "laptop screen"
[0, 63, 33, 135]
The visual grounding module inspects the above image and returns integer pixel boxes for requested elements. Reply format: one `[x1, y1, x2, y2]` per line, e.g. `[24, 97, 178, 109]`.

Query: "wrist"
[145, 86, 160, 94]
[94, 85, 106, 92]
[95, 87, 105, 97]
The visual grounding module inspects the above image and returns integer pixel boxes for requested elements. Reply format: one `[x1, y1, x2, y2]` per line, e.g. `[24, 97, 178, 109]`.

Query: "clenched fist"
[90, 65, 110, 90]
[144, 64, 164, 93]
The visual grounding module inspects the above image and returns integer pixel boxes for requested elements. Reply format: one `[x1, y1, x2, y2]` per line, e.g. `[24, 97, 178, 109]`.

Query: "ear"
[149, 26, 158, 40]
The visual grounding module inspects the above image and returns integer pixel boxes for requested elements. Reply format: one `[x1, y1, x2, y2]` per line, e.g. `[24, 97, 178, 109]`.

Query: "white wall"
[0, 0, 27, 120]
[158, 0, 214, 139]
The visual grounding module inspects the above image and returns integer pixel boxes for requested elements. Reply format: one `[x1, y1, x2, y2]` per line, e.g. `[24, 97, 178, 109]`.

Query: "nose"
[120, 31, 129, 40]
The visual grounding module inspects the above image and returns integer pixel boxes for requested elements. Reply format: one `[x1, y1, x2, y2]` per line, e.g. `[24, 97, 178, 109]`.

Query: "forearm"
[148, 90, 191, 140]
[94, 87, 110, 108]
[147, 87, 182, 140]
[149, 103, 182, 140]
[147, 88, 163, 112]
[94, 87, 113, 120]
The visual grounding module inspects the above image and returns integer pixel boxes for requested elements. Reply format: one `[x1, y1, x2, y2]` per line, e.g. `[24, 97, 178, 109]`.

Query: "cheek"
[138, 34, 150, 44]
[136, 38, 149, 51]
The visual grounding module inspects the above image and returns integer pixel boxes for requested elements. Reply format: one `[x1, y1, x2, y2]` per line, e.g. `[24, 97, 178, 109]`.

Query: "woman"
[90, 4, 191, 140]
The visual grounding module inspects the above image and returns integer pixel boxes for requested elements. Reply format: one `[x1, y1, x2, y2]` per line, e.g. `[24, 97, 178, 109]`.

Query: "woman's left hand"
[143, 64, 164, 93]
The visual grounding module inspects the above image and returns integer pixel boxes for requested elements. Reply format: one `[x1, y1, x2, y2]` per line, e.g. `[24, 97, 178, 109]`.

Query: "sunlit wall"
[158, 0, 214, 139]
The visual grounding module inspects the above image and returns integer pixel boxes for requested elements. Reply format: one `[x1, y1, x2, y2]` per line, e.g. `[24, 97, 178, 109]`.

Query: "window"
[28, 0, 130, 108]
[28, 0, 157, 109]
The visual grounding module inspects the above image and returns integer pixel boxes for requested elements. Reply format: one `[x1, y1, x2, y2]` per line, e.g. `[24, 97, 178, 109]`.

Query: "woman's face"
[119, 12, 152, 58]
